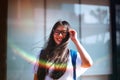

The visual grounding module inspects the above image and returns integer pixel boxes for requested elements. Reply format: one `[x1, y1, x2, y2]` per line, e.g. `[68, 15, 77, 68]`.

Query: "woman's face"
[53, 26, 68, 45]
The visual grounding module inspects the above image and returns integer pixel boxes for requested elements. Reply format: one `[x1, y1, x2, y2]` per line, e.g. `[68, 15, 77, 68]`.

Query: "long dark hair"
[37, 20, 71, 80]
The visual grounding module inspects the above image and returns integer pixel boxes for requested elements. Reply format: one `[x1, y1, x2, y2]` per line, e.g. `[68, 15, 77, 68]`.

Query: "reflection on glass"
[80, 4, 111, 75]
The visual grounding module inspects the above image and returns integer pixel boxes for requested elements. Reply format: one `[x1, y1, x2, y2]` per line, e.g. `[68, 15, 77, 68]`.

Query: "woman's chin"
[56, 42, 61, 45]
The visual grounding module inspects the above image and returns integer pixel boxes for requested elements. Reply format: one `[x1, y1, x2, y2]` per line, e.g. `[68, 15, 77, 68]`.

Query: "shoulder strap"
[70, 49, 77, 80]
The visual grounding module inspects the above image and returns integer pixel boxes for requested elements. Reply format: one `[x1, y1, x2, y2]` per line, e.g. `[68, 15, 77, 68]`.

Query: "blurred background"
[0, 0, 120, 80]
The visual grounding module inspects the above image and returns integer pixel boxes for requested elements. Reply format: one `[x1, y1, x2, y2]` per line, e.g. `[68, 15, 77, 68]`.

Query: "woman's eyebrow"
[55, 30, 67, 31]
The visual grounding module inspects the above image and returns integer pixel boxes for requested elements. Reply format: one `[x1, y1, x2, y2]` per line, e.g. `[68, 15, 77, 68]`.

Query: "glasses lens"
[54, 30, 67, 36]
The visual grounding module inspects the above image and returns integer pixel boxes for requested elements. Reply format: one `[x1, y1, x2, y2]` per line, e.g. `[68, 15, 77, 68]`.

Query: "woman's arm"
[69, 29, 93, 68]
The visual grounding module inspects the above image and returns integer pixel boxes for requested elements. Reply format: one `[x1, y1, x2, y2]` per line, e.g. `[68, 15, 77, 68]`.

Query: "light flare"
[8, 39, 73, 71]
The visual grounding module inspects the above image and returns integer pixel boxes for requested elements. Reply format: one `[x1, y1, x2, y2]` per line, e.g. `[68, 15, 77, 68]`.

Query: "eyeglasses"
[53, 30, 67, 37]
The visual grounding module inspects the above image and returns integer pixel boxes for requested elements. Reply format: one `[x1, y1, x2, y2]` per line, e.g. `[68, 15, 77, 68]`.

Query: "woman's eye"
[54, 30, 67, 36]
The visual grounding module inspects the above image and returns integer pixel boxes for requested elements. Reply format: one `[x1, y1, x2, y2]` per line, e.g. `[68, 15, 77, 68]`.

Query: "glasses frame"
[53, 29, 68, 37]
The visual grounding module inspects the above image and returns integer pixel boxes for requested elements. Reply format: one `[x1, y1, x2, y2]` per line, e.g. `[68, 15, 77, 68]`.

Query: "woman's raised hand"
[69, 29, 78, 42]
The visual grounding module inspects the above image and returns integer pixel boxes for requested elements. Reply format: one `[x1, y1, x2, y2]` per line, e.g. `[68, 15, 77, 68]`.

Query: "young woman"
[34, 20, 93, 80]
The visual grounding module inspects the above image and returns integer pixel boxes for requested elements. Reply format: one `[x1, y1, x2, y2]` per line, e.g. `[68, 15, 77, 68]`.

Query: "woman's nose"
[58, 33, 63, 37]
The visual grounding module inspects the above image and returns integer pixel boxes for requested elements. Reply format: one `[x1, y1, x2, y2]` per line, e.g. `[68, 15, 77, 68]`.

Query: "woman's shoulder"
[69, 49, 78, 59]
[69, 49, 77, 54]
[69, 49, 81, 59]
[38, 49, 45, 56]
[69, 49, 76, 52]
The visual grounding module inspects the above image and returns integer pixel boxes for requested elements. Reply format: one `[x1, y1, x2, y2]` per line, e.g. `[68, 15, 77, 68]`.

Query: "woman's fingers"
[69, 29, 77, 41]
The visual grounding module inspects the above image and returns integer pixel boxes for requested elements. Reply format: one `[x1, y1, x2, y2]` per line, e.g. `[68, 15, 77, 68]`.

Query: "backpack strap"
[70, 49, 77, 80]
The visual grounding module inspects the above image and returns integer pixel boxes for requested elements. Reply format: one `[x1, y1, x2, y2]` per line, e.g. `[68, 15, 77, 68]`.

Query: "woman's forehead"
[55, 25, 68, 30]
